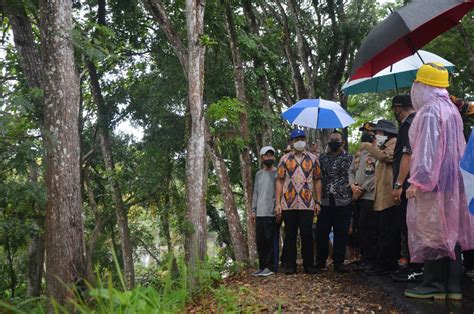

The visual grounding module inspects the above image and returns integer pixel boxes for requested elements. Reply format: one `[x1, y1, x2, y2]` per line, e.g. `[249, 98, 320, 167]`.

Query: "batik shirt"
[277, 151, 321, 210]
[319, 151, 353, 206]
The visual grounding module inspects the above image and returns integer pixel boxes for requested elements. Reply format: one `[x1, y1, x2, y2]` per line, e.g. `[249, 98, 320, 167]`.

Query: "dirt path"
[189, 266, 397, 312]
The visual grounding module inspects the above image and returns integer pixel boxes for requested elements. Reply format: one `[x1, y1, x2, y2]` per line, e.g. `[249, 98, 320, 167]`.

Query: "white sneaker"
[257, 268, 274, 277]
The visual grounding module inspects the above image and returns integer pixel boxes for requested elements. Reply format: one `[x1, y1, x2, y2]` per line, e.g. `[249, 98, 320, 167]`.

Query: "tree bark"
[1, 1, 42, 90]
[223, 0, 256, 263]
[39, 0, 86, 307]
[86, 58, 135, 291]
[184, 0, 208, 281]
[206, 132, 249, 263]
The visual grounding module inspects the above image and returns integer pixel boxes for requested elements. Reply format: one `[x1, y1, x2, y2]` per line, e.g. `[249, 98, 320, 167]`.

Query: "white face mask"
[293, 140, 306, 151]
[375, 135, 387, 146]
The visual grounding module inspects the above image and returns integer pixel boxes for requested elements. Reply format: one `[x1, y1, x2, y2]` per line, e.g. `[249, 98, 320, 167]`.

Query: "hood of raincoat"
[410, 81, 450, 111]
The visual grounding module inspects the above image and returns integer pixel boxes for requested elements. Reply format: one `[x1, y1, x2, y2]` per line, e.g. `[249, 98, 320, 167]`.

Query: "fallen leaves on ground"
[188, 266, 397, 313]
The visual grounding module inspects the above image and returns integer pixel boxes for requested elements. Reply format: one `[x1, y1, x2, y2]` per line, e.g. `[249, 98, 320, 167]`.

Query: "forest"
[0, 0, 473, 312]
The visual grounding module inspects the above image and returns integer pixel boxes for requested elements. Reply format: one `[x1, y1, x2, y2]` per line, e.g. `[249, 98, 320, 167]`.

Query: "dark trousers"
[399, 192, 409, 260]
[282, 210, 314, 269]
[463, 250, 474, 270]
[316, 202, 352, 266]
[256, 217, 276, 271]
[375, 206, 399, 269]
[357, 199, 377, 263]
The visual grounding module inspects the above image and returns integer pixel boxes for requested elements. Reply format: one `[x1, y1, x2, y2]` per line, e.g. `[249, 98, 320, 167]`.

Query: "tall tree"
[142, 0, 208, 281]
[1, 1, 45, 298]
[85, 0, 135, 289]
[39, 0, 86, 306]
[223, 0, 256, 262]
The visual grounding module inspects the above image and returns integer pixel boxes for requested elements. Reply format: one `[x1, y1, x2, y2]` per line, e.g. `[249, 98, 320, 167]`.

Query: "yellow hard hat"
[415, 62, 449, 88]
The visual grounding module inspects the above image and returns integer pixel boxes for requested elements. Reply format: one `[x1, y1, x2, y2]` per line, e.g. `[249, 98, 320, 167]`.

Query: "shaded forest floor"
[188, 264, 396, 312]
[188, 264, 474, 313]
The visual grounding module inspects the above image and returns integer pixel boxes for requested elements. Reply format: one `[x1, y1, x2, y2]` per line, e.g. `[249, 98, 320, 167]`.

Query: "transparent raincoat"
[407, 82, 474, 262]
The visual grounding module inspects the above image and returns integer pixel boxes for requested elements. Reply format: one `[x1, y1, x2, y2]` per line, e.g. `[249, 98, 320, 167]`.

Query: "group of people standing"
[251, 63, 474, 301]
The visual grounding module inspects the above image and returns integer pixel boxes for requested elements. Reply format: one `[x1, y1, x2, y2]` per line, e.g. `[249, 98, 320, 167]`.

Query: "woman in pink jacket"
[404, 63, 474, 301]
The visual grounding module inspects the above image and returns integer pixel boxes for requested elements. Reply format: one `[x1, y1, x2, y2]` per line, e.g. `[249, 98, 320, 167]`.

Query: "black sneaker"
[284, 267, 297, 275]
[392, 269, 423, 282]
[334, 264, 349, 273]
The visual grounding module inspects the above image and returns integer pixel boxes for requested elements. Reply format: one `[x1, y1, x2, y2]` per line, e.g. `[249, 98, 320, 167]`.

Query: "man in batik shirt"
[316, 131, 353, 273]
[276, 129, 322, 275]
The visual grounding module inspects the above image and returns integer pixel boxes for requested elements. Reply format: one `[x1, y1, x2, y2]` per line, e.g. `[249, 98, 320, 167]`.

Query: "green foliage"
[207, 97, 245, 125]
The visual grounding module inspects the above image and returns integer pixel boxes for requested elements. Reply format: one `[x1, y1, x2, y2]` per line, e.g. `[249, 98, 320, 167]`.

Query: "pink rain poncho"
[407, 82, 474, 262]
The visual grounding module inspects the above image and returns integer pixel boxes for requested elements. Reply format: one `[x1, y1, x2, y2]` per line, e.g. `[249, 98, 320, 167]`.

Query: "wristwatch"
[316, 200, 322, 206]
[394, 182, 403, 189]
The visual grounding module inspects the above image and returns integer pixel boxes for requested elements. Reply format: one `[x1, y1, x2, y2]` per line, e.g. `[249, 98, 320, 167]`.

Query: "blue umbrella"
[342, 50, 455, 95]
[281, 98, 355, 129]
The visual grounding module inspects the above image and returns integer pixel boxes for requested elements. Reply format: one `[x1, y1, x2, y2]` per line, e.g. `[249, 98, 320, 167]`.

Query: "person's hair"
[330, 130, 343, 137]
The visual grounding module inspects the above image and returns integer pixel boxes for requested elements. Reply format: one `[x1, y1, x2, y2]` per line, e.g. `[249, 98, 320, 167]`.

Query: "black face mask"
[328, 141, 342, 152]
[394, 108, 402, 123]
[361, 133, 375, 143]
[263, 159, 274, 167]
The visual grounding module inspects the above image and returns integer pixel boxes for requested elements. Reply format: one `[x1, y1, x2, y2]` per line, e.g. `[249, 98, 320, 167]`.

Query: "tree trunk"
[184, 0, 208, 283]
[2, 1, 42, 91]
[142, 0, 208, 285]
[207, 133, 249, 263]
[288, 0, 315, 99]
[5, 236, 16, 298]
[223, 0, 257, 263]
[271, 0, 307, 100]
[86, 60, 136, 289]
[242, 0, 273, 146]
[4, 2, 45, 298]
[39, 0, 86, 307]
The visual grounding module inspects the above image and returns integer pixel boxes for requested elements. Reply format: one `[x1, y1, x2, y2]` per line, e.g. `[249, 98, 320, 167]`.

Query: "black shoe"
[392, 269, 423, 282]
[334, 264, 349, 273]
[284, 267, 296, 275]
[304, 267, 319, 274]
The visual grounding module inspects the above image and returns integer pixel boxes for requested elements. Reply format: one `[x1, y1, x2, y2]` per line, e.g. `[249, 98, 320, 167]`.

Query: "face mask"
[262, 159, 274, 167]
[394, 108, 402, 123]
[328, 141, 342, 152]
[376, 135, 387, 146]
[293, 140, 306, 151]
